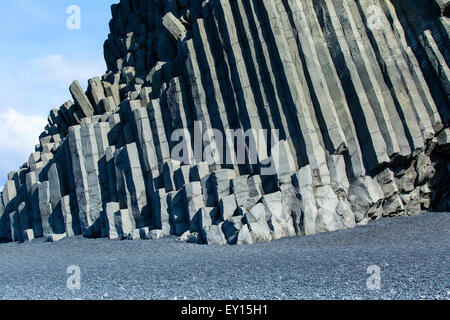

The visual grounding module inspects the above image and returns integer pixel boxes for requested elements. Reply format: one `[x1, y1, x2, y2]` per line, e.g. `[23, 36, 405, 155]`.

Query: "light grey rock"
[395, 166, 418, 193]
[177, 230, 192, 242]
[115, 143, 150, 228]
[114, 209, 135, 239]
[190, 162, 210, 182]
[87, 77, 106, 112]
[105, 202, 120, 239]
[28, 153, 41, 166]
[327, 154, 350, 193]
[208, 169, 236, 205]
[242, 196, 262, 211]
[419, 30, 450, 103]
[103, 82, 120, 110]
[199, 207, 218, 230]
[42, 143, 54, 154]
[348, 176, 384, 224]
[262, 191, 296, 239]
[184, 182, 203, 201]
[415, 153, 436, 185]
[127, 229, 141, 240]
[61, 195, 80, 237]
[336, 198, 357, 229]
[69, 125, 103, 237]
[293, 166, 318, 235]
[70, 80, 94, 118]
[248, 220, 272, 244]
[377, 168, 399, 198]
[401, 188, 422, 216]
[273, 140, 297, 182]
[231, 175, 250, 207]
[187, 195, 205, 232]
[279, 183, 304, 235]
[174, 165, 191, 190]
[38, 182, 53, 236]
[46, 233, 67, 242]
[132, 107, 159, 176]
[48, 163, 65, 234]
[248, 175, 263, 198]
[149, 229, 165, 240]
[2, 180, 17, 207]
[244, 203, 267, 224]
[99, 96, 117, 113]
[202, 224, 227, 245]
[421, 183, 432, 195]
[40, 152, 54, 163]
[162, 12, 187, 41]
[219, 194, 237, 221]
[237, 224, 253, 245]
[178, 230, 202, 243]
[22, 229, 34, 242]
[163, 160, 181, 192]
[383, 195, 405, 217]
[314, 185, 344, 233]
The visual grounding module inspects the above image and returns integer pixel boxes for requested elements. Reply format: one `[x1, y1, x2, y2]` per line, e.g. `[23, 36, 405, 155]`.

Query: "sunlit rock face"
[1, 0, 449, 245]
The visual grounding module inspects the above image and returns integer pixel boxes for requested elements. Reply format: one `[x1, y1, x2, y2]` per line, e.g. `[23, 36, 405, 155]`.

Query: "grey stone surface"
[0, 212, 448, 299]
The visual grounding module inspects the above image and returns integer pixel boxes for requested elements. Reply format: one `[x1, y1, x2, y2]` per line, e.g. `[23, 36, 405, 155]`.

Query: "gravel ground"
[0, 212, 449, 300]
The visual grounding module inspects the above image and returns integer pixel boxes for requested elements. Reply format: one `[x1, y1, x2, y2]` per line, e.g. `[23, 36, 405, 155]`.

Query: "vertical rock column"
[68, 125, 103, 237]
[114, 143, 150, 229]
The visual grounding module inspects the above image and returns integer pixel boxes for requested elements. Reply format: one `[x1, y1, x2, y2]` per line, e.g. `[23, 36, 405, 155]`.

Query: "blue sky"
[0, 0, 117, 190]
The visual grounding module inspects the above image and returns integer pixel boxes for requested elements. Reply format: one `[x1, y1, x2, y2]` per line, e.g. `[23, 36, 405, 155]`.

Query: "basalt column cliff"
[1, 0, 449, 245]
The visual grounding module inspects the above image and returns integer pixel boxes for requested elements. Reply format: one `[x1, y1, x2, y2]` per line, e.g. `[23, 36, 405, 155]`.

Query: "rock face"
[1, 0, 449, 245]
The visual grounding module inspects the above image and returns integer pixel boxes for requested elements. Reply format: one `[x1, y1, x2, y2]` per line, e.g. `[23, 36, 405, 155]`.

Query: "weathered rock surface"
[1, 0, 449, 245]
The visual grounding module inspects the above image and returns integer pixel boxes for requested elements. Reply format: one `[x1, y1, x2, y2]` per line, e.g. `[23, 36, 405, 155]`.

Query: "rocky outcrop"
[1, 0, 449, 245]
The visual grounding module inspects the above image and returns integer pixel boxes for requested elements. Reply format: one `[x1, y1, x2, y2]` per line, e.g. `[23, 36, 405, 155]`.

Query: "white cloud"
[0, 109, 47, 188]
[0, 53, 106, 189]
[0, 108, 46, 150]
[23, 54, 106, 88]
